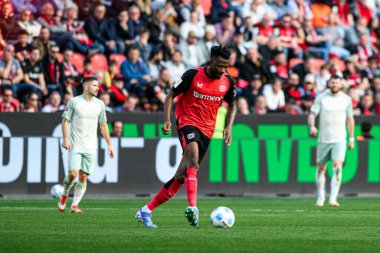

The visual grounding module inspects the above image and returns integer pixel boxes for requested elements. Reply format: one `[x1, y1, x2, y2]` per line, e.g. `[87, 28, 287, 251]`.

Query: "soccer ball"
[50, 184, 64, 199]
[210, 206, 235, 228]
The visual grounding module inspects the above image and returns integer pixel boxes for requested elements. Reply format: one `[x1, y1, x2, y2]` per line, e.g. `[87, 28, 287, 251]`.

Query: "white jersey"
[62, 95, 107, 153]
[310, 90, 353, 143]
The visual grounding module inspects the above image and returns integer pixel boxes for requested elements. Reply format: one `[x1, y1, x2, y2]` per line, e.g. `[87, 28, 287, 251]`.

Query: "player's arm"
[223, 76, 237, 146]
[100, 121, 114, 158]
[161, 69, 198, 135]
[308, 112, 318, 137]
[61, 118, 71, 150]
[346, 98, 355, 150]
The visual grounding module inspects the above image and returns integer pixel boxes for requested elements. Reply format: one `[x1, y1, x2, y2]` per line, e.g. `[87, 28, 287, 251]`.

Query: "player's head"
[81, 76, 99, 97]
[111, 120, 123, 137]
[361, 121, 372, 134]
[328, 74, 343, 94]
[208, 46, 231, 79]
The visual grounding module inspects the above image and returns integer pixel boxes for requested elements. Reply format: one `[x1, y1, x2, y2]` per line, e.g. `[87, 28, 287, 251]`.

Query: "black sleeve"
[172, 69, 198, 94]
[224, 75, 237, 104]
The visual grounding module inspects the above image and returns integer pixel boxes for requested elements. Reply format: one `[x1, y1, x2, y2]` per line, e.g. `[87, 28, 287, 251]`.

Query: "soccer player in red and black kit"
[135, 46, 237, 228]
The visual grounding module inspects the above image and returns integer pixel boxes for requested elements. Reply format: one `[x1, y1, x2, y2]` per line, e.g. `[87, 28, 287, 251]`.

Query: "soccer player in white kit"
[308, 75, 355, 207]
[58, 76, 114, 213]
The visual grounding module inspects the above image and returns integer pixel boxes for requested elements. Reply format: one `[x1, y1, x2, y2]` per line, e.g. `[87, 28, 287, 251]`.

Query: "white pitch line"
[0, 207, 120, 211]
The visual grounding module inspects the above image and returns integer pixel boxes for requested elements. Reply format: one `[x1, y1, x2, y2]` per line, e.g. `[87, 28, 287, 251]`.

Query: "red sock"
[185, 167, 198, 207]
[147, 178, 183, 211]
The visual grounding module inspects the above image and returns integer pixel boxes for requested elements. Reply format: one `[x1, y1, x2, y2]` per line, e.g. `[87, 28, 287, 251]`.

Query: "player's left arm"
[100, 121, 114, 158]
[346, 98, 355, 150]
[223, 75, 237, 146]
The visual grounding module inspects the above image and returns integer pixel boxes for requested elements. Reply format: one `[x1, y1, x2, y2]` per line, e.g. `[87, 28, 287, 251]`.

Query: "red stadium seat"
[91, 54, 108, 72]
[57, 53, 63, 63]
[71, 53, 85, 73]
[289, 58, 304, 69]
[109, 54, 126, 74]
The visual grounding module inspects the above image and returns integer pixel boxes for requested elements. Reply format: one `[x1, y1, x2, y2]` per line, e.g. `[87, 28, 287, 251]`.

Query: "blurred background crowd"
[0, 0, 379, 116]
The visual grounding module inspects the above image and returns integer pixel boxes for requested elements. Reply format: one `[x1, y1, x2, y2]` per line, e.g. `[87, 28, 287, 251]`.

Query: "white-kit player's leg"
[71, 171, 87, 213]
[58, 171, 77, 212]
[329, 161, 343, 207]
[315, 164, 326, 207]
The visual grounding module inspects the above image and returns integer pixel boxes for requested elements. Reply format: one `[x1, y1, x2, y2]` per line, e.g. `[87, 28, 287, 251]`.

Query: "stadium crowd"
[0, 0, 379, 115]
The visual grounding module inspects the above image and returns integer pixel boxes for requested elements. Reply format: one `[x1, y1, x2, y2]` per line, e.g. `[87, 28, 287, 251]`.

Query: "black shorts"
[177, 125, 211, 164]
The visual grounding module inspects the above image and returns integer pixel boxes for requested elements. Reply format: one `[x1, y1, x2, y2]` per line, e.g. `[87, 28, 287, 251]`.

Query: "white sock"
[316, 170, 326, 199]
[141, 205, 152, 213]
[72, 181, 87, 207]
[63, 176, 75, 197]
[329, 167, 342, 203]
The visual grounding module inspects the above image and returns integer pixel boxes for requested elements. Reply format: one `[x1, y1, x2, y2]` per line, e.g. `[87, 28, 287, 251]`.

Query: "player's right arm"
[161, 69, 198, 135]
[308, 95, 321, 137]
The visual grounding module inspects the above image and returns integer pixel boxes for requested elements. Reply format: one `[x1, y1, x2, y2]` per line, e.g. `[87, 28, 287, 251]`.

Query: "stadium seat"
[289, 58, 304, 69]
[71, 53, 85, 73]
[57, 53, 63, 62]
[200, 0, 212, 16]
[109, 54, 126, 74]
[91, 54, 108, 72]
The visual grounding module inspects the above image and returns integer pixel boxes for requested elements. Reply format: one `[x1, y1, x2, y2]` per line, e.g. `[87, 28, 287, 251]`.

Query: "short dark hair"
[330, 74, 342, 81]
[361, 121, 372, 133]
[81, 76, 98, 85]
[210, 46, 231, 60]
[111, 120, 123, 128]
[27, 91, 38, 99]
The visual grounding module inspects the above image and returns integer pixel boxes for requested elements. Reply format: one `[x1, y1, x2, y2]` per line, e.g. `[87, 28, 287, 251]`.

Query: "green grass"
[0, 198, 380, 253]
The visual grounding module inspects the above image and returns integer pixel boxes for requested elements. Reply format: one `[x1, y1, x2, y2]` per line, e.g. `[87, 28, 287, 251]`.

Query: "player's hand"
[309, 126, 318, 137]
[161, 121, 171, 135]
[62, 138, 71, 150]
[348, 141, 355, 150]
[108, 145, 115, 158]
[223, 127, 232, 146]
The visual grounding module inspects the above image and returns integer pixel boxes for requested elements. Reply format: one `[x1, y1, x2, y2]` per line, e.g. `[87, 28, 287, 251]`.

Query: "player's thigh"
[80, 153, 96, 176]
[69, 150, 82, 171]
[331, 141, 347, 165]
[316, 143, 333, 165]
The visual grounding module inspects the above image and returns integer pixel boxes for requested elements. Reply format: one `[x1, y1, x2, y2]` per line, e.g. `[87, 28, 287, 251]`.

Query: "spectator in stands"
[15, 30, 33, 63]
[32, 27, 53, 59]
[227, 49, 239, 81]
[333, 0, 353, 27]
[120, 45, 151, 97]
[11, 0, 37, 14]
[288, 0, 313, 24]
[374, 92, 380, 114]
[343, 57, 362, 88]
[239, 47, 269, 85]
[236, 96, 250, 115]
[255, 15, 275, 45]
[18, 8, 42, 39]
[41, 90, 61, 112]
[109, 75, 128, 111]
[135, 28, 152, 64]
[123, 94, 139, 112]
[128, 4, 147, 37]
[111, 120, 123, 137]
[164, 50, 186, 82]
[277, 13, 304, 59]
[53, 0, 76, 16]
[268, 51, 288, 81]
[347, 86, 360, 110]
[84, 4, 116, 55]
[145, 68, 173, 111]
[180, 0, 206, 27]
[356, 0, 372, 24]
[241, 73, 263, 108]
[103, 60, 118, 88]
[215, 12, 235, 46]
[311, 0, 331, 29]
[180, 31, 208, 69]
[161, 30, 177, 62]
[107, 9, 135, 55]
[38, 3, 67, 35]
[147, 48, 164, 81]
[269, 0, 291, 18]
[23, 91, 40, 112]
[21, 47, 48, 98]
[239, 16, 256, 43]
[229, 31, 247, 65]
[369, 76, 380, 96]
[198, 24, 218, 55]
[292, 57, 317, 83]
[259, 36, 281, 64]
[315, 64, 331, 93]
[211, 0, 233, 23]
[345, 17, 370, 52]
[42, 45, 61, 93]
[303, 17, 330, 62]
[76, 0, 99, 20]
[358, 93, 376, 115]
[242, 0, 266, 25]
[0, 2, 21, 40]
[148, 8, 175, 45]
[0, 45, 24, 93]
[100, 92, 113, 112]
[263, 77, 286, 113]
[284, 73, 302, 102]
[356, 121, 374, 140]
[58, 92, 73, 111]
[357, 33, 376, 68]
[179, 11, 205, 41]
[252, 94, 267, 115]
[295, 95, 314, 114]
[0, 87, 20, 112]
[298, 74, 316, 99]
[362, 56, 380, 81]
[59, 49, 80, 90]
[81, 59, 93, 78]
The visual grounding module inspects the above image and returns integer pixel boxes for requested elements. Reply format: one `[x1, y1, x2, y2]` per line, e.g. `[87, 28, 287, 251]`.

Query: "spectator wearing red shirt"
[356, 0, 372, 24]
[333, 0, 352, 26]
[347, 86, 360, 109]
[268, 51, 288, 81]
[357, 33, 376, 67]
[81, 59, 93, 78]
[108, 75, 128, 111]
[255, 15, 274, 45]
[42, 45, 61, 93]
[343, 57, 362, 87]
[0, 87, 20, 112]
[284, 73, 302, 102]
[59, 49, 80, 87]
[276, 13, 304, 58]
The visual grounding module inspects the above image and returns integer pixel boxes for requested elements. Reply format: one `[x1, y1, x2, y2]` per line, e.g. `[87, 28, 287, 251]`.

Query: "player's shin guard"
[185, 167, 198, 207]
[72, 181, 87, 206]
[316, 170, 326, 199]
[330, 167, 342, 203]
[146, 178, 183, 211]
[63, 176, 75, 197]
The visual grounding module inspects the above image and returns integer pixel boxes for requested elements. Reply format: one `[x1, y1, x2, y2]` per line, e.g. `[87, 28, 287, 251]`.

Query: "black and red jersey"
[172, 67, 236, 138]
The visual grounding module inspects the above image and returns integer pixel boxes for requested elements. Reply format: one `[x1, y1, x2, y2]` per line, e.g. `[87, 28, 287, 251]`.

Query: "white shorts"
[69, 151, 96, 175]
[316, 141, 347, 165]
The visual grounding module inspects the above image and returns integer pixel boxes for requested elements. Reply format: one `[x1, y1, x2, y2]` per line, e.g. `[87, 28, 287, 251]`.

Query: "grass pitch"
[0, 198, 379, 253]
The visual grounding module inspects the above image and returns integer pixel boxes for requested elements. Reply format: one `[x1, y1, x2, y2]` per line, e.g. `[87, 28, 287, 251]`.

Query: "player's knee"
[79, 172, 88, 183]
[68, 171, 78, 181]
[317, 165, 326, 173]
[333, 161, 342, 169]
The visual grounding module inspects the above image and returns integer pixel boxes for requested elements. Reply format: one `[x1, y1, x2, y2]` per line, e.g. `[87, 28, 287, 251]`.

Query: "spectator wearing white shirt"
[263, 78, 286, 113]
[164, 50, 186, 82]
[42, 91, 61, 113]
[179, 11, 205, 41]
